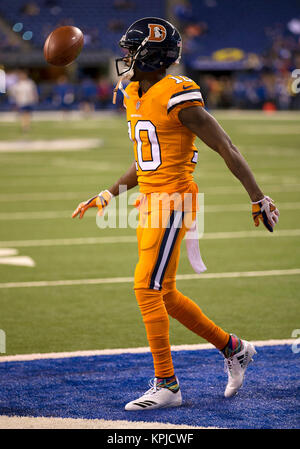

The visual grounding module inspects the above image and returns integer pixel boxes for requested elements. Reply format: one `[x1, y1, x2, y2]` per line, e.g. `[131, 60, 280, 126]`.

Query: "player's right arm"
[72, 161, 138, 219]
[108, 161, 138, 196]
[178, 106, 279, 232]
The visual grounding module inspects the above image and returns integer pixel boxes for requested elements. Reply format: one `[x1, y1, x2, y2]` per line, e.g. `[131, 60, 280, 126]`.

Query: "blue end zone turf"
[0, 345, 299, 429]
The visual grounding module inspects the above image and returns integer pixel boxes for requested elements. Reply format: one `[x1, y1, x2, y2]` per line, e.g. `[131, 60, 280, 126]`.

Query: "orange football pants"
[134, 207, 230, 378]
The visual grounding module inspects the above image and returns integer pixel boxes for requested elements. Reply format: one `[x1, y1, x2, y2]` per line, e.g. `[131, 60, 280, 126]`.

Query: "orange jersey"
[124, 74, 204, 194]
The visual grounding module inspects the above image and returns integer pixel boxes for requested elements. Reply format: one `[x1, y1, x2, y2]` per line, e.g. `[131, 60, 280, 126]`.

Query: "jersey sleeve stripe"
[170, 88, 201, 100]
[167, 91, 203, 113]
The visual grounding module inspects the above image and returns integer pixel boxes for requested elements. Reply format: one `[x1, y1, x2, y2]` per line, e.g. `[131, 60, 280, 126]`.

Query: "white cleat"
[224, 340, 257, 398]
[125, 377, 182, 411]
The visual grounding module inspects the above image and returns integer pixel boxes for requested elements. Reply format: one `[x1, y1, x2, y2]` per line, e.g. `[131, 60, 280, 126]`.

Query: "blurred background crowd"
[0, 0, 300, 112]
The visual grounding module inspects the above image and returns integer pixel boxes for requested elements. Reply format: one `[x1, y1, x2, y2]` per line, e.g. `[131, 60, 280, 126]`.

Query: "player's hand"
[72, 190, 113, 219]
[252, 196, 279, 232]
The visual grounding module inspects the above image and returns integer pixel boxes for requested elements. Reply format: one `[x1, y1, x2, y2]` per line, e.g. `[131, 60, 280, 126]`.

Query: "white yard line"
[0, 184, 300, 202]
[197, 184, 300, 194]
[0, 235, 137, 247]
[237, 125, 300, 135]
[0, 415, 213, 429]
[51, 159, 122, 172]
[0, 139, 102, 153]
[213, 111, 300, 120]
[0, 192, 91, 202]
[0, 268, 299, 290]
[205, 202, 300, 212]
[0, 202, 300, 220]
[201, 229, 300, 239]
[0, 211, 72, 220]
[0, 339, 294, 363]
[0, 228, 299, 248]
[3, 173, 298, 184]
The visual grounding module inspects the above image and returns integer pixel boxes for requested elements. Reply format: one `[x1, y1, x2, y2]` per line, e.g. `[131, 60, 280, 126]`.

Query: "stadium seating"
[0, 0, 165, 52]
[186, 0, 299, 53]
[0, 0, 299, 111]
[176, 0, 300, 70]
[0, 0, 299, 57]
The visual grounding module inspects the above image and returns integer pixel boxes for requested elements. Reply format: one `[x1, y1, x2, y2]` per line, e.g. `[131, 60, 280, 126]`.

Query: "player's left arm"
[178, 106, 279, 231]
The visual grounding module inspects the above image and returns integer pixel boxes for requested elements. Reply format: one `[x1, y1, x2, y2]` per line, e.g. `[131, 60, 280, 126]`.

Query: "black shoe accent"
[133, 400, 157, 408]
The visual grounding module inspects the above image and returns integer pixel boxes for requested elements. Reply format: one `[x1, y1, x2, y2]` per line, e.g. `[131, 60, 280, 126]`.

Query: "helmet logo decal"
[148, 24, 167, 42]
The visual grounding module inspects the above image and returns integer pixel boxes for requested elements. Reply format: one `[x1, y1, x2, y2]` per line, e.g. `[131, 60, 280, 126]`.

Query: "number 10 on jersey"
[128, 120, 162, 171]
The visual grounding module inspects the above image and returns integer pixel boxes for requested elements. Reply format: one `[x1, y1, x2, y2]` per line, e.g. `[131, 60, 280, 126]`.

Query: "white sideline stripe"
[0, 415, 215, 429]
[0, 138, 102, 153]
[0, 248, 18, 256]
[0, 211, 72, 220]
[0, 228, 300, 248]
[0, 202, 299, 220]
[0, 256, 35, 267]
[0, 248, 35, 267]
[0, 339, 294, 363]
[0, 192, 92, 202]
[0, 268, 299, 290]
[205, 202, 300, 212]
[213, 111, 300, 120]
[0, 235, 138, 247]
[238, 125, 300, 135]
[211, 182, 300, 192]
[1, 184, 300, 202]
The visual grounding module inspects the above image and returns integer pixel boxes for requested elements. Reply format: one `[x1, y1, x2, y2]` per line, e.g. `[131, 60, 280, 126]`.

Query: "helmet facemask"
[115, 35, 150, 79]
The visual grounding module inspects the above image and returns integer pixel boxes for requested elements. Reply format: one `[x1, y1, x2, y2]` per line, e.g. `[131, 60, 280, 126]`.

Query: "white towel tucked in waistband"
[185, 219, 207, 274]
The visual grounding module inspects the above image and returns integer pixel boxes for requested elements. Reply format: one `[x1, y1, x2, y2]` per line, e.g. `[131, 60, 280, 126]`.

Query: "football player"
[73, 18, 279, 410]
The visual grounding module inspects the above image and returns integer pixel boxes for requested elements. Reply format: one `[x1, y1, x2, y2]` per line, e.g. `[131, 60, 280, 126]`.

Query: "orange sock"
[135, 288, 174, 378]
[163, 289, 230, 350]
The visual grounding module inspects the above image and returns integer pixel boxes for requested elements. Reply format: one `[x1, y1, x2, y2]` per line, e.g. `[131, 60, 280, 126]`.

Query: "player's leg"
[163, 288, 230, 349]
[162, 289, 256, 397]
[125, 209, 185, 410]
[135, 209, 187, 378]
[160, 207, 230, 351]
[160, 207, 256, 397]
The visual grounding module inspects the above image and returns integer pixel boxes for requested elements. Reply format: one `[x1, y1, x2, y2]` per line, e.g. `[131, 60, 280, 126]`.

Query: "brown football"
[44, 26, 84, 66]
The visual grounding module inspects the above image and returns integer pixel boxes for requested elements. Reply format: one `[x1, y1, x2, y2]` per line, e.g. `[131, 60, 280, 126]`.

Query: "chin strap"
[113, 77, 130, 104]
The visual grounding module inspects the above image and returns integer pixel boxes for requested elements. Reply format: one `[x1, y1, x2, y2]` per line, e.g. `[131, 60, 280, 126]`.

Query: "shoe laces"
[144, 378, 159, 395]
[224, 356, 235, 376]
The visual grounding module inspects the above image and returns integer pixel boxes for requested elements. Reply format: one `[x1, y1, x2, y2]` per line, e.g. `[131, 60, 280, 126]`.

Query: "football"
[43, 26, 84, 66]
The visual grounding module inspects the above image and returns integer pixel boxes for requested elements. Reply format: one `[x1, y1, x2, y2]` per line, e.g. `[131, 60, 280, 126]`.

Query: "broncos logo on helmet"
[115, 17, 182, 78]
[148, 24, 167, 42]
